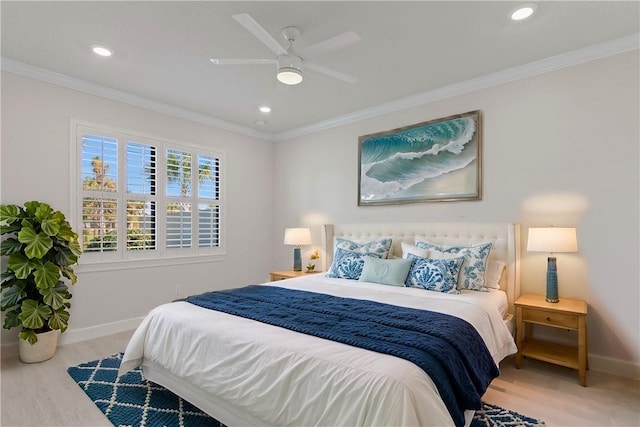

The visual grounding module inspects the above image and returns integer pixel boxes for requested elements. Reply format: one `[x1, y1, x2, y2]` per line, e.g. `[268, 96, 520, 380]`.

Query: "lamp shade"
[284, 228, 312, 246]
[527, 227, 578, 253]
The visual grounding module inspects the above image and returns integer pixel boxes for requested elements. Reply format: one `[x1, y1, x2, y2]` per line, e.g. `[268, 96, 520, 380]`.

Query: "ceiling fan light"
[277, 53, 303, 85]
[277, 68, 303, 85]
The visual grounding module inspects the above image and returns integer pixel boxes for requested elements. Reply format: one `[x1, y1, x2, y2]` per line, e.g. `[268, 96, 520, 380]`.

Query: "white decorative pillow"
[326, 248, 381, 280]
[401, 242, 429, 259]
[404, 254, 463, 294]
[485, 260, 506, 289]
[414, 240, 493, 292]
[335, 237, 392, 259]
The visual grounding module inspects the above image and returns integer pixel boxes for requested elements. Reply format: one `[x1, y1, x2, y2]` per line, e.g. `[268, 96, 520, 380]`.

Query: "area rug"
[68, 353, 545, 427]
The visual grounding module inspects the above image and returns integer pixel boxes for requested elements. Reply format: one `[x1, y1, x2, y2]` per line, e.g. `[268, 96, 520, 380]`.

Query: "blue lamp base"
[293, 247, 302, 271]
[546, 256, 559, 303]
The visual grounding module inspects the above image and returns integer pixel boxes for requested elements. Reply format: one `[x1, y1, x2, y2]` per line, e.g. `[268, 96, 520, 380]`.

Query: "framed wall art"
[358, 110, 482, 205]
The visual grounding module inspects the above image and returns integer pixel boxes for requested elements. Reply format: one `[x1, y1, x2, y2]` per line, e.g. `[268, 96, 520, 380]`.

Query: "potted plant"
[0, 201, 81, 363]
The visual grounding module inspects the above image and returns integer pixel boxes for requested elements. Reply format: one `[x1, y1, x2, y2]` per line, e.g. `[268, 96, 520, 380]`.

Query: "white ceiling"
[2, 1, 638, 139]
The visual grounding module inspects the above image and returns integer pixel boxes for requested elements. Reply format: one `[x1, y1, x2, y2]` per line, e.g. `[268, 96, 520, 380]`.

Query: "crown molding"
[2, 33, 637, 143]
[273, 33, 640, 141]
[0, 57, 273, 141]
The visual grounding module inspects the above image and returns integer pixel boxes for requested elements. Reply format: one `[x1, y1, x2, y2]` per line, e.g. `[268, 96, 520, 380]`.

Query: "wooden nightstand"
[515, 293, 588, 386]
[269, 270, 322, 281]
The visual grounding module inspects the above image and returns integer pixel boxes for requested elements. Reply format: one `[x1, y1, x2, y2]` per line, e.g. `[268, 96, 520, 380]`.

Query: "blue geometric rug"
[68, 353, 545, 427]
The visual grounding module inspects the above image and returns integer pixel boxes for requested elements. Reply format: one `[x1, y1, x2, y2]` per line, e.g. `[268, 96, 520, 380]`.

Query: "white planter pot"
[19, 330, 59, 363]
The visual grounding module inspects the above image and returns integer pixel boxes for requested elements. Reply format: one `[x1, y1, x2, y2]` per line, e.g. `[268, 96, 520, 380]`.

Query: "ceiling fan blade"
[302, 31, 361, 57]
[210, 58, 275, 65]
[232, 13, 286, 56]
[305, 62, 358, 84]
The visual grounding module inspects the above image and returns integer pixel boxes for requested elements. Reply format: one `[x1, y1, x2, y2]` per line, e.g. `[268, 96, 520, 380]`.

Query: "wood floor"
[1, 330, 639, 427]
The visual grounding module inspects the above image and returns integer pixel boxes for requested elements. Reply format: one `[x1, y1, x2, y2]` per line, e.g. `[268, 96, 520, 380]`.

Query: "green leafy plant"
[0, 201, 82, 344]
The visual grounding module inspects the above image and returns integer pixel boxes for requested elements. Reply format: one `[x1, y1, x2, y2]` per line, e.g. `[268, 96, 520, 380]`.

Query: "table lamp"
[284, 228, 312, 271]
[527, 226, 578, 303]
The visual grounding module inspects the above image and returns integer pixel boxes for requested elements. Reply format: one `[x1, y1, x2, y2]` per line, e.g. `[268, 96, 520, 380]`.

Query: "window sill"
[75, 253, 227, 273]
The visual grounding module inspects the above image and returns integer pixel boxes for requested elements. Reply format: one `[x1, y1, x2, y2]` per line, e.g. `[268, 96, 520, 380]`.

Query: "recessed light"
[91, 45, 113, 57]
[510, 4, 537, 21]
[255, 120, 266, 126]
[259, 106, 271, 113]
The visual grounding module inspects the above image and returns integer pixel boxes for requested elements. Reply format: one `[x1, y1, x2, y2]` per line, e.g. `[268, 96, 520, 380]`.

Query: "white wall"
[273, 51, 640, 372]
[2, 51, 638, 376]
[1, 72, 276, 346]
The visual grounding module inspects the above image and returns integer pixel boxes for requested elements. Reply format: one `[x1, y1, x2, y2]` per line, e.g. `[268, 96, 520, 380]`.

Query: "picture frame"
[358, 110, 482, 205]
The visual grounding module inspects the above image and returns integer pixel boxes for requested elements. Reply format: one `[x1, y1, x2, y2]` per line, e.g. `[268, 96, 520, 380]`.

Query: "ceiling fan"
[210, 13, 361, 85]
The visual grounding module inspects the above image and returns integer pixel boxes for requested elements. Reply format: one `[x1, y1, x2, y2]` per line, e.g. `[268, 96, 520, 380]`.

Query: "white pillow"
[485, 260, 506, 289]
[401, 241, 429, 259]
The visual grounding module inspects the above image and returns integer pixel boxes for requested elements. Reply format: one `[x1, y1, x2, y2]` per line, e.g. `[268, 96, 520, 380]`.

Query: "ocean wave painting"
[358, 111, 481, 205]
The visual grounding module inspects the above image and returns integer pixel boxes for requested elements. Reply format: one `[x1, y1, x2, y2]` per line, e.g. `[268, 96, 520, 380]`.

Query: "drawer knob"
[546, 316, 551, 321]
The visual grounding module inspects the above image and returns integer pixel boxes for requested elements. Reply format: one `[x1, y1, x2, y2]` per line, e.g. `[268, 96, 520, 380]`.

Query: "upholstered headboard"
[321, 223, 521, 314]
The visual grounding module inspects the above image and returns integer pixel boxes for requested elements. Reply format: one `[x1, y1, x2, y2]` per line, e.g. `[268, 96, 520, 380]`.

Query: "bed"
[119, 222, 520, 427]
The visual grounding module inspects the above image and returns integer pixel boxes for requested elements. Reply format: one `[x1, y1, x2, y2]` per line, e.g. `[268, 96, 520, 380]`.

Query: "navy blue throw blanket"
[185, 285, 499, 427]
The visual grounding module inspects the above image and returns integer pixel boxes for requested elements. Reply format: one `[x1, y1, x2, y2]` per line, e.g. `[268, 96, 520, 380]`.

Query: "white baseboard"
[589, 353, 640, 379]
[1, 317, 144, 359]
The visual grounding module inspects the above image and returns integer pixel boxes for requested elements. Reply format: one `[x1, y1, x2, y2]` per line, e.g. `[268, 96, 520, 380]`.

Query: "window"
[74, 123, 224, 265]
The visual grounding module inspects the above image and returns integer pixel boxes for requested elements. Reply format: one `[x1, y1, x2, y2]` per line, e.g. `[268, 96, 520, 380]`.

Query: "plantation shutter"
[197, 154, 220, 248]
[75, 122, 225, 264]
[165, 149, 192, 249]
[80, 134, 119, 253]
[126, 142, 157, 251]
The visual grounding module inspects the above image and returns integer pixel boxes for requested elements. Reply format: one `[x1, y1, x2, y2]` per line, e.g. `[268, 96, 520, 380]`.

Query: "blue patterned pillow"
[335, 237, 392, 259]
[326, 248, 381, 280]
[415, 241, 493, 292]
[405, 254, 464, 294]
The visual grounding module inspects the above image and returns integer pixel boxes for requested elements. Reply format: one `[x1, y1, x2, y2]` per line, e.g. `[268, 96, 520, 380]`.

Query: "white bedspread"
[120, 275, 517, 427]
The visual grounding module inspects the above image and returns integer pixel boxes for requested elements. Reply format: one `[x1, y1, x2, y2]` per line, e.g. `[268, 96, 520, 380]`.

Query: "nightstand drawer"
[521, 308, 578, 329]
